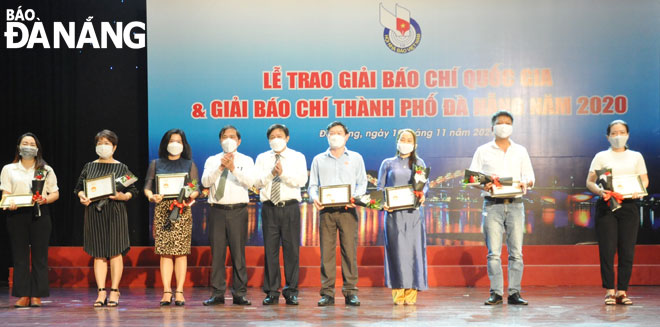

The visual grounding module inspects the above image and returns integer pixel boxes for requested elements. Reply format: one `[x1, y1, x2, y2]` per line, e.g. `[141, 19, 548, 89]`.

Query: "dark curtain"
[0, 0, 149, 283]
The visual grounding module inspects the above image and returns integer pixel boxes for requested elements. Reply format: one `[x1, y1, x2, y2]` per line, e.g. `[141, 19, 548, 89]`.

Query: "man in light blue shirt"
[308, 121, 367, 306]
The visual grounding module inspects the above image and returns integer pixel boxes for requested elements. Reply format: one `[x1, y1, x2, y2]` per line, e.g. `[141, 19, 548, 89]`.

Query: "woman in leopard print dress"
[144, 129, 199, 306]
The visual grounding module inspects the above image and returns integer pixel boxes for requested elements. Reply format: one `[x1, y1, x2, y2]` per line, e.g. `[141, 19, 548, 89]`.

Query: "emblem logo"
[379, 3, 421, 54]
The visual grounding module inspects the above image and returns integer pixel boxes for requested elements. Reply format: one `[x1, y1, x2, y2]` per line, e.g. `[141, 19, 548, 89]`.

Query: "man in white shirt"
[201, 125, 255, 306]
[468, 111, 535, 306]
[254, 124, 308, 306]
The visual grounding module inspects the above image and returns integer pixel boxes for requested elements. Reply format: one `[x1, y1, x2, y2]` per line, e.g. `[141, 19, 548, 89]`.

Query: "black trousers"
[319, 207, 358, 297]
[261, 201, 301, 297]
[595, 200, 639, 290]
[208, 205, 248, 298]
[6, 206, 51, 297]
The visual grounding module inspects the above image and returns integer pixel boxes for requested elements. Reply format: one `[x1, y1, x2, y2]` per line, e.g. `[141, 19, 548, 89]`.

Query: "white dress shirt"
[201, 151, 254, 204]
[469, 139, 535, 197]
[254, 147, 308, 202]
[1, 162, 59, 195]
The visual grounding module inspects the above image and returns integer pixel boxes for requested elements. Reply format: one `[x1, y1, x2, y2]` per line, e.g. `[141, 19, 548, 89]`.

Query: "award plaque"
[613, 175, 648, 198]
[319, 184, 351, 207]
[385, 185, 416, 210]
[489, 182, 524, 198]
[0, 194, 34, 208]
[84, 173, 116, 201]
[156, 173, 188, 198]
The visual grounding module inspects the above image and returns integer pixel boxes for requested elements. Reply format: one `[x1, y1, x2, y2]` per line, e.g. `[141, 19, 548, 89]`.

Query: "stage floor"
[1, 286, 658, 326]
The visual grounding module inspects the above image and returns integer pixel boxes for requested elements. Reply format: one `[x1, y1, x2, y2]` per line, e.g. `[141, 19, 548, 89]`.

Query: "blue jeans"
[482, 201, 525, 296]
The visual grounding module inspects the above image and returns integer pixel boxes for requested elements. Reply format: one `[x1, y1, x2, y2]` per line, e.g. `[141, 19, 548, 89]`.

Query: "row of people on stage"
[1, 112, 648, 308]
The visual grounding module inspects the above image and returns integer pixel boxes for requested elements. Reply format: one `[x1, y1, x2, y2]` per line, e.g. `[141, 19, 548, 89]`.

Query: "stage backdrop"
[147, 0, 660, 246]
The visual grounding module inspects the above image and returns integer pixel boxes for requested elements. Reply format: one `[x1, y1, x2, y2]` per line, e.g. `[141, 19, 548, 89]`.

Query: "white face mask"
[19, 145, 38, 159]
[221, 138, 238, 153]
[493, 124, 513, 139]
[397, 142, 414, 155]
[328, 134, 346, 149]
[96, 144, 114, 159]
[269, 137, 287, 153]
[167, 142, 184, 156]
[608, 135, 628, 149]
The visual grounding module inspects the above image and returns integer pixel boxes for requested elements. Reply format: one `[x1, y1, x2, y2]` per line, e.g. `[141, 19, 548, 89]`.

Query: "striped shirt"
[74, 161, 138, 258]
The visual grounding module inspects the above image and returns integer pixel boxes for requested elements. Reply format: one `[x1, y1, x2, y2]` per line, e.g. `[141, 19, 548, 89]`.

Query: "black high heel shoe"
[93, 288, 107, 307]
[160, 291, 173, 306]
[174, 291, 185, 306]
[107, 288, 120, 307]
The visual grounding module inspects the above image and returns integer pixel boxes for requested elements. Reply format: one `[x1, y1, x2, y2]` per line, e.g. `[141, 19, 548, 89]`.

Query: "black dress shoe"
[485, 292, 503, 305]
[202, 295, 225, 306]
[174, 291, 185, 306]
[507, 292, 528, 305]
[345, 295, 360, 306]
[285, 295, 299, 305]
[160, 291, 172, 306]
[262, 295, 279, 305]
[233, 296, 251, 305]
[317, 295, 335, 306]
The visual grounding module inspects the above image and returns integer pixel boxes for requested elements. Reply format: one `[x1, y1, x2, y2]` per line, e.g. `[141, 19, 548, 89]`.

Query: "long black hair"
[13, 132, 47, 171]
[158, 129, 192, 160]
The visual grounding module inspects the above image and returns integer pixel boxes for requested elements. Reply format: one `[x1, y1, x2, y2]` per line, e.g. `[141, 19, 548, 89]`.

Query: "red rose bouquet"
[32, 168, 48, 218]
[165, 179, 198, 230]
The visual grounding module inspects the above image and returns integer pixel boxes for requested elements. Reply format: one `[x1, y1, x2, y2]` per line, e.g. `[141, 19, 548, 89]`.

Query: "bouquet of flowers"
[595, 168, 622, 211]
[32, 168, 48, 218]
[165, 179, 197, 229]
[353, 191, 384, 210]
[429, 169, 463, 188]
[412, 164, 430, 208]
[463, 169, 513, 187]
[96, 173, 138, 211]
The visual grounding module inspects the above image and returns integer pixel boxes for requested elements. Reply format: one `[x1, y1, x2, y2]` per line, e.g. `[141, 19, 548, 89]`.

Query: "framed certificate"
[613, 175, 648, 198]
[319, 184, 351, 207]
[84, 173, 116, 201]
[385, 185, 416, 210]
[0, 194, 34, 208]
[490, 182, 524, 198]
[156, 173, 188, 198]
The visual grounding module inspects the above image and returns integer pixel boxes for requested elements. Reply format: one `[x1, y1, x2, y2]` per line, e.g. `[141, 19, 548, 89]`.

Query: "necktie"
[271, 154, 281, 203]
[214, 169, 229, 201]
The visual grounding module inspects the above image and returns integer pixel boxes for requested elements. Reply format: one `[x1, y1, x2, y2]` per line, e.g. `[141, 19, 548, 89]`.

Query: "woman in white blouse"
[586, 120, 649, 306]
[1, 133, 59, 308]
